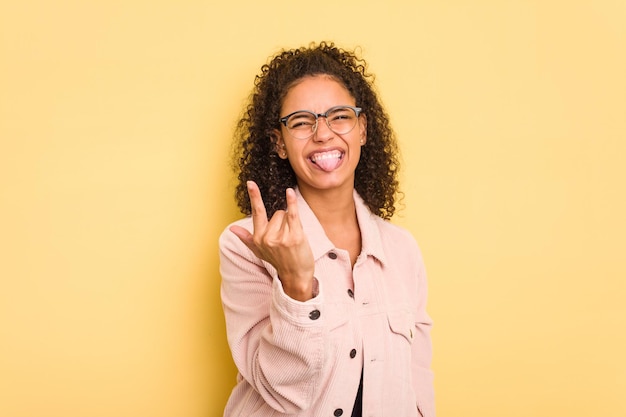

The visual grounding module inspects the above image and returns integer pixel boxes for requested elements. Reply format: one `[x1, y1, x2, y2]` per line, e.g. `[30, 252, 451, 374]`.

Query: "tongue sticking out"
[312, 151, 343, 172]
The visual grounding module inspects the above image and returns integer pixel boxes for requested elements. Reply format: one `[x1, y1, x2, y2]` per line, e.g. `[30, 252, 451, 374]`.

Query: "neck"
[298, 183, 362, 267]
[297, 183, 357, 226]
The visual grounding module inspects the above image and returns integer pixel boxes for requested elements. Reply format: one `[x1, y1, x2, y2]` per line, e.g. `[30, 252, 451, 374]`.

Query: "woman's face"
[274, 75, 367, 196]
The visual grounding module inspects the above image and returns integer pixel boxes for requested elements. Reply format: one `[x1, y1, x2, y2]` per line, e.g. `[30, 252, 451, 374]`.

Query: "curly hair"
[231, 41, 401, 219]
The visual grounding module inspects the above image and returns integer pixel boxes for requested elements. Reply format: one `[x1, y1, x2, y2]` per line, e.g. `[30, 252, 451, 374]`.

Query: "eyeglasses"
[279, 105, 362, 140]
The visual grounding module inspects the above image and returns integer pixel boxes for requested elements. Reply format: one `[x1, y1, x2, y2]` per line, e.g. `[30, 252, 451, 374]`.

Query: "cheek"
[285, 142, 305, 156]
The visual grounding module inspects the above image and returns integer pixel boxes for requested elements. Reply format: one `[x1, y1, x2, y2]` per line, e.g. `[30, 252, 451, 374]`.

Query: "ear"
[270, 129, 288, 159]
[358, 113, 367, 146]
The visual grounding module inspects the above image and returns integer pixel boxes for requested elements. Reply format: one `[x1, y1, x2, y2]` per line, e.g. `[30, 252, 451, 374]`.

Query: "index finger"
[246, 181, 268, 232]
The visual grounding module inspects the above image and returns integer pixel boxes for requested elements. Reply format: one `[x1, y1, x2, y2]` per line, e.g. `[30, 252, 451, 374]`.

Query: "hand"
[230, 181, 315, 301]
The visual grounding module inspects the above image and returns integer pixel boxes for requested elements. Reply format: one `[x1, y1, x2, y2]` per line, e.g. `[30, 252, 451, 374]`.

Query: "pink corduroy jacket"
[219, 188, 435, 417]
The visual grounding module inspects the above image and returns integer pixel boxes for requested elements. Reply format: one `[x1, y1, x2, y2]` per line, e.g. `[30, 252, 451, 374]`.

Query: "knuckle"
[261, 235, 277, 248]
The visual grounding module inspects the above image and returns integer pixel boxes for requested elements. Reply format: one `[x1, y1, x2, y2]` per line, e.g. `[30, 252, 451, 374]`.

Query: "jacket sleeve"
[219, 224, 325, 413]
[411, 241, 436, 417]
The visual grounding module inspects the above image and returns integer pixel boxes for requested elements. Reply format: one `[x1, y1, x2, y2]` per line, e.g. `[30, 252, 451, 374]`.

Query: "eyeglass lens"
[285, 106, 359, 139]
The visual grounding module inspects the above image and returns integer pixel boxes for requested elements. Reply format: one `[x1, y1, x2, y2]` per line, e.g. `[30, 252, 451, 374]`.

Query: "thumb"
[229, 225, 259, 256]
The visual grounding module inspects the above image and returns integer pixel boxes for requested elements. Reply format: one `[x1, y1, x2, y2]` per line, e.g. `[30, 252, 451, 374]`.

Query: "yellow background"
[1, 1, 625, 416]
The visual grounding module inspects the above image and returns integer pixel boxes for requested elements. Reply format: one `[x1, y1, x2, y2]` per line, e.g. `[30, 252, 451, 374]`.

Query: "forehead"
[281, 75, 355, 114]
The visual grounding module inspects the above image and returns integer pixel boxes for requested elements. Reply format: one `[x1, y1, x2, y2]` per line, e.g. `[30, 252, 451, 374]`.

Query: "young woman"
[219, 42, 435, 417]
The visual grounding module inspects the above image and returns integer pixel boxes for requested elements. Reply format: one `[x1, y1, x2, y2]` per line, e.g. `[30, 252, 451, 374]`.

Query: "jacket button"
[347, 289, 354, 298]
[328, 252, 338, 260]
[334, 408, 343, 416]
[350, 349, 357, 358]
[308, 309, 321, 320]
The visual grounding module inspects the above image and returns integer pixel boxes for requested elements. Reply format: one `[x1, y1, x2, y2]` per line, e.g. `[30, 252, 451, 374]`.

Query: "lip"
[307, 147, 345, 167]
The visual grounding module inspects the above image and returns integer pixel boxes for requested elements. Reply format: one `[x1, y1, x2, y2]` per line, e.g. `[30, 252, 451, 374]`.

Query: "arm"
[411, 243, 436, 417]
[220, 182, 324, 413]
[220, 230, 324, 412]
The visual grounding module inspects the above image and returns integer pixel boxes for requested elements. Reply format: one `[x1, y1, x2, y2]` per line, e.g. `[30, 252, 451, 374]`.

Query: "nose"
[312, 116, 334, 142]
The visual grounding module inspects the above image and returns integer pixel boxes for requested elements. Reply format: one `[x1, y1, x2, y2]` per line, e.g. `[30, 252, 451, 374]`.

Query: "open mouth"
[310, 150, 344, 172]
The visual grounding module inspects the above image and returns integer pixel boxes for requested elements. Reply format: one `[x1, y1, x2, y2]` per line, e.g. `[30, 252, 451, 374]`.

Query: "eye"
[329, 108, 355, 122]
[291, 120, 314, 128]
[288, 113, 316, 129]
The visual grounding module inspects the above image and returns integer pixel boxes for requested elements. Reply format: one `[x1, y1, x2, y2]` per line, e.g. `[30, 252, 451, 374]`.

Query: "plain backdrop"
[1, 1, 625, 416]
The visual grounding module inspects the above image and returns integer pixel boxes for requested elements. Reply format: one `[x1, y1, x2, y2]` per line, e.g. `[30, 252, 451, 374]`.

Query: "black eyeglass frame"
[278, 105, 363, 139]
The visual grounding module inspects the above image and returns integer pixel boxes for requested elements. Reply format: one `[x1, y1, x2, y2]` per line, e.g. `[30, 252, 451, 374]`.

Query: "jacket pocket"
[387, 310, 415, 344]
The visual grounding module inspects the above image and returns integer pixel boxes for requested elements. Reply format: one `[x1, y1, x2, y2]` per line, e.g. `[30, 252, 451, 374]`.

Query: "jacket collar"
[294, 187, 387, 266]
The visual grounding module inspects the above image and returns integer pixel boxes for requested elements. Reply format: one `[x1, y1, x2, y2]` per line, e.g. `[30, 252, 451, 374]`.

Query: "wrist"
[279, 273, 315, 302]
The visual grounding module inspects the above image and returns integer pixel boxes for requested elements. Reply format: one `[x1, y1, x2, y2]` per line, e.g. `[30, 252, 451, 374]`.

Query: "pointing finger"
[246, 181, 268, 233]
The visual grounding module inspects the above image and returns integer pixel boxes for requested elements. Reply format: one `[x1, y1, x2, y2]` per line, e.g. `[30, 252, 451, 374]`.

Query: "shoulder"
[373, 216, 425, 262]
[376, 216, 419, 246]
